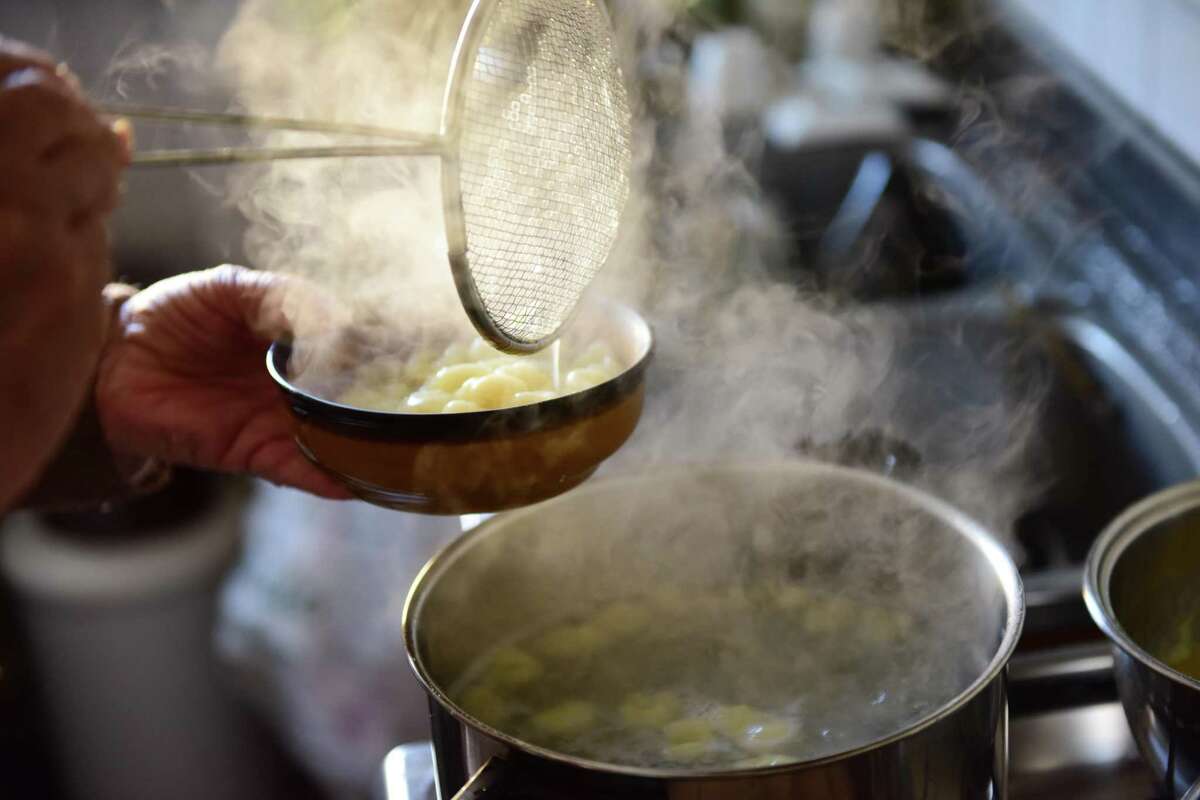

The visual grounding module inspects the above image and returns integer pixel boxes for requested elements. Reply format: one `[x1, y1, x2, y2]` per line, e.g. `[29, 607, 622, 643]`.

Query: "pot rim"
[1084, 478, 1200, 693]
[403, 460, 1025, 779]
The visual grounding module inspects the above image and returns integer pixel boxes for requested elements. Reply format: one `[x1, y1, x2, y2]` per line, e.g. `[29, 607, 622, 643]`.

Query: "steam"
[125, 0, 1064, 784]
[216, 0, 471, 335]
[212, 0, 1048, 549]
[595, 1, 1047, 543]
[107, 41, 212, 97]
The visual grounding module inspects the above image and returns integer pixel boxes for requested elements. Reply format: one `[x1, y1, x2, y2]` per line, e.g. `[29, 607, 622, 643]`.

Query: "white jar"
[1, 480, 288, 800]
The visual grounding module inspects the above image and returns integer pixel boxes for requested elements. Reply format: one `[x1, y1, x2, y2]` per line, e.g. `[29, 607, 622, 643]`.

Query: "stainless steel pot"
[403, 462, 1024, 800]
[1084, 479, 1200, 799]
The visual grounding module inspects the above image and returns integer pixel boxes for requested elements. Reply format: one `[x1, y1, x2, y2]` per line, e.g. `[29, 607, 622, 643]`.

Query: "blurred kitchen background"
[3, 1, 1200, 799]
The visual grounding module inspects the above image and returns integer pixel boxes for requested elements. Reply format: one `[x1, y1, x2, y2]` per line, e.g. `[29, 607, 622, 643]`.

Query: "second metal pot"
[1085, 479, 1200, 799]
[403, 462, 1024, 799]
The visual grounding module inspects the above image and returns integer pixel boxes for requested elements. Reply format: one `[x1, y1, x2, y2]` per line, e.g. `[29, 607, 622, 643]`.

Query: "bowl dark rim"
[1084, 478, 1200, 693]
[266, 301, 654, 443]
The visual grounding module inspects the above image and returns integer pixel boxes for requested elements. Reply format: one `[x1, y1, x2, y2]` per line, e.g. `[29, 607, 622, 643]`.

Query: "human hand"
[95, 265, 353, 499]
[0, 40, 130, 507]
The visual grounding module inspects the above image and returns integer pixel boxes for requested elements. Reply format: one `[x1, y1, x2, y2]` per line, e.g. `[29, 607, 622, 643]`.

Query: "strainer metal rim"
[440, 0, 491, 342]
[438, 0, 628, 354]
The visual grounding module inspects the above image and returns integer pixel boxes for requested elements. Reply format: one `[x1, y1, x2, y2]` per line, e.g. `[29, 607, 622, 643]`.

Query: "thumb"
[216, 265, 364, 385]
[195, 264, 344, 344]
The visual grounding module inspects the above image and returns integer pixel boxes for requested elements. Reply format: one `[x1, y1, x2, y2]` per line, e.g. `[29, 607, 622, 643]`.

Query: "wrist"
[18, 284, 171, 513]
[99, 283, 172, 500]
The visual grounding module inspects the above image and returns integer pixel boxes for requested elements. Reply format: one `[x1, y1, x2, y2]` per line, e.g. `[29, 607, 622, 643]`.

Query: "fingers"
[50, 131, 127, 222]
[0, 36, 83, 103]
[0, 43, 115, 455]
[2, 129, 126, 223]
[121, 265, 361, 391]
[258, 274, 366, 381]
[0, 63, 127, 227]
[0, 67, 104, 158]
[0, 46, 132, 166]
[256, 433, 354, 500]
[211, 264, 289, 339]
[0, 36, 58, 79]
[0, 36, 95, 156]
[111, 117, 134, 165]
[188, 264, 348, 345]
[70, 216, 113, 295]
[0, 196, 111, 344]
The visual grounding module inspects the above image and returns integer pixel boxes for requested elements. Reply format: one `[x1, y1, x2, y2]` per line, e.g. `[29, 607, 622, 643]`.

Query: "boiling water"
[449, 582, 988, 769]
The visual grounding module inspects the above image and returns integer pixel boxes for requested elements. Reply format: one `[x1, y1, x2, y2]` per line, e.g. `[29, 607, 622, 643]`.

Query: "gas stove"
[377, 683, 1160, 800]
[1009, 645, 1156, 798]
[1012, 703, 1153, 798]
[382, 11, 1200, 800]
[376, 700, 1157, 800]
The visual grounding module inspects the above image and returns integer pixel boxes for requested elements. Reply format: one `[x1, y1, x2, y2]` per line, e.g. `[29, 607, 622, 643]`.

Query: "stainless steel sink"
[765, 137, 1200, 645]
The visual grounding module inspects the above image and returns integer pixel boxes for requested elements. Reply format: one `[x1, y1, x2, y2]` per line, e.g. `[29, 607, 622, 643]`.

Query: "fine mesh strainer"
[101, 0, 633, 352]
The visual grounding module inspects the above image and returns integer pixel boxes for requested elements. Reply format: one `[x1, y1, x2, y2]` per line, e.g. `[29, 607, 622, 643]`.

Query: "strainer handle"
[96, 102, 439, 143]
[127, 142, 443, 168]
[95, 102, 446, 166]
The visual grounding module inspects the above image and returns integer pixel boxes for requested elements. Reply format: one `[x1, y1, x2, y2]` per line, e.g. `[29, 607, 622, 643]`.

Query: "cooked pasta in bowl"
[267, 299, 652, 514]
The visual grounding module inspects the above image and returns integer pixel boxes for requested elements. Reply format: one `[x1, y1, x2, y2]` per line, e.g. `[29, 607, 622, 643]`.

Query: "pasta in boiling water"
[449, 587, 947, 770]
[337, 337, 621, 413]
[530, 701, 597, 737]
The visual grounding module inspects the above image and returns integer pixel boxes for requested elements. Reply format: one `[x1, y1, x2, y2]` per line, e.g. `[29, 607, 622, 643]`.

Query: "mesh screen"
[456, 0, 632, 348]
